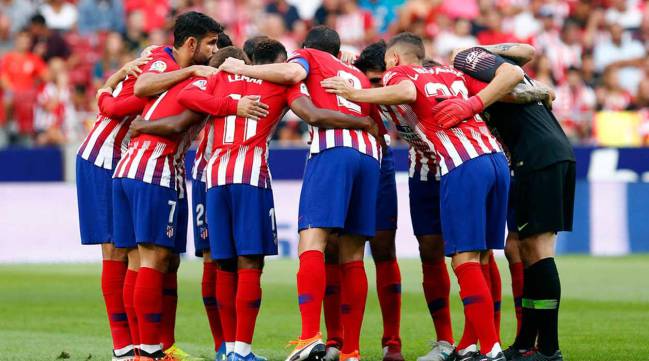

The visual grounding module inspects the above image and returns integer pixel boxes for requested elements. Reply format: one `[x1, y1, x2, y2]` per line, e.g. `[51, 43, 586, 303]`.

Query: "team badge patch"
[149, 60, 167, 73]
[192, 79, 207, 91]
[166, 225, 175, 238]
[200, 226, 208, 240]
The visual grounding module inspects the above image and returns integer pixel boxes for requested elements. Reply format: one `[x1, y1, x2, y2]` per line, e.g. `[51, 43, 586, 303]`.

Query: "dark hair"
[243, 35, 270, 60]
[354, 40, 387, 73]
[422, 58, 442, 68]
[30, 14, 46, 26]
[173, 11, 224, 48]
[303, 25, 340, 56]
[217, 32, 233, 48]
[209, 46, 249, 68]
[253, 38, 288, 65]
[386, 32, 425, 61]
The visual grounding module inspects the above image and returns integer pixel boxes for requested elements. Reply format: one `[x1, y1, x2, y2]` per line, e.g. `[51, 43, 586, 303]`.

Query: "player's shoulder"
[288, 48, 311, 61]
[383, 65, 416, 84]
[146, 46, 177, 73]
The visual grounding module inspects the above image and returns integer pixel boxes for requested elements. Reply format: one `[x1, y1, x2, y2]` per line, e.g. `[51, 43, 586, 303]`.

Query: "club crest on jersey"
[149, 60, 167, 73]
[465, 50, 489, 70]
[166, 225, 175, 238]
[192, 79, 207, 91]
[200, 227, 208, 240]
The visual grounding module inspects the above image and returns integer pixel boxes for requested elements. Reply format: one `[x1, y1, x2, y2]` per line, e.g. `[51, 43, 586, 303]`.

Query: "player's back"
[384, 64, 501, 175]
[205, 72, 297, 189]
[289, 48, 381, 160]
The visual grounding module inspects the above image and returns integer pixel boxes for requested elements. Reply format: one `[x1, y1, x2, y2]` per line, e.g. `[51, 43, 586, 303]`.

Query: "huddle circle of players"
[76, 10, 575, 361]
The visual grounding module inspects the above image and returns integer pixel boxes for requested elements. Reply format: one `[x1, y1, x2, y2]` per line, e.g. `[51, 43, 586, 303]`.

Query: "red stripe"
[112, 118, 132, 168]
[166, 157, 175, 188]
[242, 147, 254, 185]
[349, 129, 358, 149]
[135, 147, 154, 180]
[78, 116, 102, 155]
[361, 131, 371, 155]
[87, 119, 120, 163]
[151, 151, 167, 185]
[116, 141, 139, 178]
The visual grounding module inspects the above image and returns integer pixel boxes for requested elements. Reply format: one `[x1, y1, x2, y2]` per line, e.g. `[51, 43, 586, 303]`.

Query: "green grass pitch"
[1, 256, 648, 361]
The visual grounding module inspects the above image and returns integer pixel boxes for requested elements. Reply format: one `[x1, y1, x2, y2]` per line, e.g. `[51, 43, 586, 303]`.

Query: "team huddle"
[76, 10, 576, 361]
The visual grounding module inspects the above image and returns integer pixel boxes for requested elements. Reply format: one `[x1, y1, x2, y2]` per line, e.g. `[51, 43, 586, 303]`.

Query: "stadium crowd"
[1, 0, 649, 148]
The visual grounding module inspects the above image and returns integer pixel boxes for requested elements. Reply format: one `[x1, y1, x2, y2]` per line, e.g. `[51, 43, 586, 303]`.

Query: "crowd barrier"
[0, 146, 647, 262]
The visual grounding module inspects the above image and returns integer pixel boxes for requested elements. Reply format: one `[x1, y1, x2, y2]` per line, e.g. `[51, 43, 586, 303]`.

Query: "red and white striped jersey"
[178, 72, 305, 189]
[378, 104, 439, 181]
[191, 123, 215, 183]
[383, 64, 502, 175]
[113, 78, 204, 198]
[288, 48, 382, 161]
[77, 75, 147, 169]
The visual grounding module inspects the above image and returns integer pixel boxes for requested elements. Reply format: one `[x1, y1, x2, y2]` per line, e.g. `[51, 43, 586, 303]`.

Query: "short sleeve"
[288, 49, 311, 74]
[142, 54, 175, 75]
[287, 82, 309, 105]
[453, 47, 507, 83]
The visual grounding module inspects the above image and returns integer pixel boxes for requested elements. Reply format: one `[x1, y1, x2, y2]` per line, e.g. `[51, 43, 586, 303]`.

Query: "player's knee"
[216, 258, 237, 272]
[324, 239, 340, 264]
[238, 255, 264, 270]
[450, 251, 480, 269]
[370, 231, 396, 262]
[101, 243, 129, 262]
[167, 254, 181, 273]
[417, 234, 445, 264]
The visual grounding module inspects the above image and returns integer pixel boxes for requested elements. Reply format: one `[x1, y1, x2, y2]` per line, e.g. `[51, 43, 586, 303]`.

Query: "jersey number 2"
[336, 71, 362, 113]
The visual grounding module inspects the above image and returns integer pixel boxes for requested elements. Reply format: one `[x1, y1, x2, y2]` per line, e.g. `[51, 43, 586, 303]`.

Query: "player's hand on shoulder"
[321, 76, 354, 99]
[339, 51, 357, 65]
[128, 116, 146, 138]
[121, 56, 152, 78]
[237, 96, 270, 120]
[218, 57, 246, 74]
[191, 65, 219, 78]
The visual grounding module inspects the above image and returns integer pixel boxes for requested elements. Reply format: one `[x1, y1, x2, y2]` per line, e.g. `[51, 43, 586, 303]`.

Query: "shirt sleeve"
[286, 82, 310, 105]
[142, 54, 175, 75]
[177, 76, 238, 116]
[287, 49, 311, 74]
[97, 92, 148, 118]
[453, 47, 508, 83]
[382, 67, 411, 87]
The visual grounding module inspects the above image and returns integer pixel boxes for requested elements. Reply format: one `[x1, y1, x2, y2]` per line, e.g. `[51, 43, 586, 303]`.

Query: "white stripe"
[367, 133, 378, 159]
[250, 147, 262, 186]
[81, 118, 110, 160]
[470, 128, 491, 154]
[143, 91, 168, 120]
[408, 147, 416, 178]
[143, 143, 165, 183]
[206, 149, 221, 189]
[452, 128, 479, 159]
[245, 119, 257, 140]
[325, 129, 335, 148]
[419, 150, 430, 181]
[356, 130, 366, 154]
[233, 146, 247, 184]
[590, 182, 629, 255]
[218, 150, 230, 186]
[437, 131, 463, 170]
[480, 126, 500, 151]
[160, 155, 172, 188]
[126, 141, 150, 179]
[95, 122, 123, 169]
[309, 125, 319, 154]
[342, 129, 352, 147]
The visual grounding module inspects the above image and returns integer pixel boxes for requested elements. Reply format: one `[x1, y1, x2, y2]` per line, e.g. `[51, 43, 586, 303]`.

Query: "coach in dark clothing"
[452, 45, 575, 361]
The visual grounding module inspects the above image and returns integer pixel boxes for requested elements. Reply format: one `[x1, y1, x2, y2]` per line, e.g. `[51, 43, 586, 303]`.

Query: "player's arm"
[128, 111, 204, 137]
[96, 56, 151, 100]
[177, 78, 270, 120]
[134, 65, 218, 97]
[503, 80, 556, 108]
[320, 77, 417, 105]
[289, 96, 378, 138]
[451, 43, 536, 66]
[97, 93, 148, 118]
[219, 57, 307, 84]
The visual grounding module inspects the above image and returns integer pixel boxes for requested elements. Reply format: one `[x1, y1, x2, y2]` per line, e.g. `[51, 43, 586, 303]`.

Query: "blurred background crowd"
[1, 0, 649, 149]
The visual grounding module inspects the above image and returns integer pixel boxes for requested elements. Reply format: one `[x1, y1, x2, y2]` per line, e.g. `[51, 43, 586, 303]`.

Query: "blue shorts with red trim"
[440, 153, 509, 256]
[298, 147, 380, 238]
[408, 174, 442, 236]
[192, 180, 210, 257]
[76, 156, 114, 245]
[376, 147, 398, 231]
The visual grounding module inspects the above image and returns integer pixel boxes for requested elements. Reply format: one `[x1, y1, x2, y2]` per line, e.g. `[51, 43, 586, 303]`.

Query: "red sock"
[489, 254, 502, 340]
[236, 269, 262, 343]
[340, 261, 368, 355]
[101, 260, 131, 350]
[134, 267, 164, 348]
[422, 261, 454, 344]
[375, 259, 402, 347]
[455, 262, 499, 354]
[216, 269, 237, 344]
[161, 272, 178, 349]
[509, 262, 524, 335]
[123, 269, 139, 347]
[202, 262, 223, 352]
[297, 250, 325, 339]
[324, 264, 343, 348]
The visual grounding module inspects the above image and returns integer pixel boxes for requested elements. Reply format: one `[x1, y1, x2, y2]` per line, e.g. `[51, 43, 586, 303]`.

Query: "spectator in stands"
[314, 0, 339, 27]
[359, 0, 405, 35]
[531, 54, 556, 86]
[29, 14, 71, 62]
[124, 0, 170, 33]
[266, 0, 301, 31]
[0, 0, 36, 35]
[596, 67, 633, 111]
[40, 0, 79, 32]
[0, 14, 13, 56]
[124, 10, 148, 52]
[535, 18, 582, 83]
[594, 22, 645, 95]
[434, 18, 476, 59]
[0, 30, 47, 145]
[554, 66, 597, 143]
[581, 53, 600, 89]
[260, 14, 298, 53]
[93, 32, 128, 88]
[34, 58, 69, 146]
[605, 0, 643, 30]
[476, 10, 518, 45]
[77, 0, 126, 35]
[335, 0, 376, 52]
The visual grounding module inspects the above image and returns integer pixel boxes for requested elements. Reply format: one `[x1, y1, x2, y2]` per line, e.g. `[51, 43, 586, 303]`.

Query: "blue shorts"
[376, 147, 398, 231]
[112, 178, 187, 253]
[192, 180, 210, 257]
[507, 176, 517, 232]
[298, 147, 380, 238]
[408, 175, 442, 236]
[440, 153, 510, 256]
[207, 184, 278, 260]
[76, 156, 114, 245]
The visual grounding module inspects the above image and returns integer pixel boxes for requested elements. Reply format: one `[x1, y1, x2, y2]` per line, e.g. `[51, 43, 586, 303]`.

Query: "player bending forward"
[220, 26, 385, 361]
[322, 32, 523, 361]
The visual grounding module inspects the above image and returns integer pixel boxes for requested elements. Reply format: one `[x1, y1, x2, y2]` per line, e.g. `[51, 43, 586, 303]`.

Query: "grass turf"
[1, 256, 648, 361]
